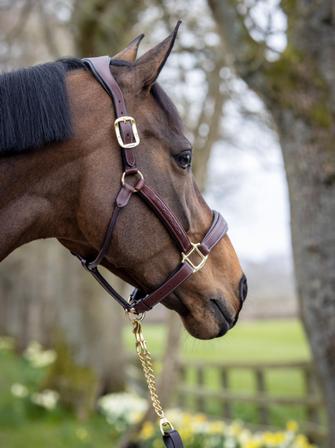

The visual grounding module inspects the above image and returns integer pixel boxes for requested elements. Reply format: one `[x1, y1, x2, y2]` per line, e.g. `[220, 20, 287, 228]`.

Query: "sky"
[205, 81, 292, 263]
[204, 1, 290, 263]
[206, 130, 292, 263]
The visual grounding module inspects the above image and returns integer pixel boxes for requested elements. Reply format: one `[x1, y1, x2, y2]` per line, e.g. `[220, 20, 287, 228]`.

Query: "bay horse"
[0, 24, 247, 340]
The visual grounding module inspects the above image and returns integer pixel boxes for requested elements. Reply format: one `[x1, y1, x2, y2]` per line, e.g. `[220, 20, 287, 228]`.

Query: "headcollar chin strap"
[72, 56, 228, 315]
[71, 55, 229, 448]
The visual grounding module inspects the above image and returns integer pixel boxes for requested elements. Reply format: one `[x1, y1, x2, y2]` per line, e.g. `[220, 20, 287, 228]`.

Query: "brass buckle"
[114, 116, 140, 149]
[182, 242, 208, 273]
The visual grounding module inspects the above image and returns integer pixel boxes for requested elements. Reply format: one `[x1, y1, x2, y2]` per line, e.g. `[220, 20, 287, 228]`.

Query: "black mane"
[0, 59, 84, 155]
[151, 83, 183, 131]
[0, 57, 181, 156]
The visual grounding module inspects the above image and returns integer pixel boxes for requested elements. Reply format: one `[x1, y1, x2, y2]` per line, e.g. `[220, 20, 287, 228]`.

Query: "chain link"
[130, 316, 174, 434]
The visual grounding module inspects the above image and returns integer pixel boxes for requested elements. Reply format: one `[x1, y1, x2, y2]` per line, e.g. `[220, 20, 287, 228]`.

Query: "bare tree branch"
[36, 0, 61, 58]
[192, 51, 227, 190]
[208, 0, 267, 85]
[4, 0, 34, 42]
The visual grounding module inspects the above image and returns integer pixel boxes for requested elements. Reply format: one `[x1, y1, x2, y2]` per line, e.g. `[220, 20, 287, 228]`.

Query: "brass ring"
[121, 170, 144, 189]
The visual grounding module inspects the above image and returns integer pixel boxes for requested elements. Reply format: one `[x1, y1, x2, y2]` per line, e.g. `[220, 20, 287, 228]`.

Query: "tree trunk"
[208, 0, 335, 444]
[72, 0, 145, 56]
[158, 312, 183, 408]
[278, 115, 335, 440]
[264, 17, 335, 439]
[53, 251, 129, 395]
[0, 242, 58, 349]
[192, 51, 226, 191]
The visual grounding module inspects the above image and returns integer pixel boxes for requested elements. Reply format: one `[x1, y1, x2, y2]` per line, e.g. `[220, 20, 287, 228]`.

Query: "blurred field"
[0, 319, 313, 447]
[125, 319, 314, 428]
[124, 319, 311, 362]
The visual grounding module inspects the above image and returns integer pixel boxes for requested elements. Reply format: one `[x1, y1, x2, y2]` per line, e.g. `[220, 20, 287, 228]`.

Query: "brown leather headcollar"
[73, 56, 228, 315]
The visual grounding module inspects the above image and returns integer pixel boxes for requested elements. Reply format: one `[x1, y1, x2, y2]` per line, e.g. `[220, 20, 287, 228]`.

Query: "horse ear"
[134, 21, 181, 89]
[113, 34, 144, 63]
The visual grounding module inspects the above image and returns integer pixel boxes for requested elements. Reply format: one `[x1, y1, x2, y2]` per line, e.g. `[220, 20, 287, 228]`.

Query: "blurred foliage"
[72, 0, 146, 55]
[43, 339, 98, 419]
[0, 335, 317, 447]
[123, 320, 314, 429]
[0, 320, 316, 444]
[0, 338, 116, 447]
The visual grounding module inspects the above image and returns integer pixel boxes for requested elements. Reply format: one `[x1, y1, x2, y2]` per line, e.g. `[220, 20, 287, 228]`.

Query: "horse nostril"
[239, 275, 248, 302]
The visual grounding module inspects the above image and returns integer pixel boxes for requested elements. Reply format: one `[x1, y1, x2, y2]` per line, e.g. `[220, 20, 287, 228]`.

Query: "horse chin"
[181, 313, 229, 340]
[163, 292, 232, 340]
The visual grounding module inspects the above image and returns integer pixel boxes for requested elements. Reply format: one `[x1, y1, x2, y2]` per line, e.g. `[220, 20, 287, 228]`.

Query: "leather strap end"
[116, 185, 134, 208]
[163, 430, 184, 448]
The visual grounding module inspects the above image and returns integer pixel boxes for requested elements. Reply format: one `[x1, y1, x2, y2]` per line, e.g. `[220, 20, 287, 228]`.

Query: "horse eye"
[175, 150, 192, 169]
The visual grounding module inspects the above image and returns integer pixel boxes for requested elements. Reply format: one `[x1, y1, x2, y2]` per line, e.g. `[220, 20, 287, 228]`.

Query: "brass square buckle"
[182, 242, 208, 273]
[114, 116, 140, 149]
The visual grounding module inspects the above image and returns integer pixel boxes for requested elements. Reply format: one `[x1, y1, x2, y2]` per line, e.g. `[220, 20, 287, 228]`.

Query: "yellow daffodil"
[244, 440, 262, 448]
[287, 420, 299, 433]
[140, 421, 155, 440]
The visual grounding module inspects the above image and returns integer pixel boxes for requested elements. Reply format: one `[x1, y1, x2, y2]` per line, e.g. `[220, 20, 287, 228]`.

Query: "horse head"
[0, 22, 246, 339]
[57, 24, 247, 339]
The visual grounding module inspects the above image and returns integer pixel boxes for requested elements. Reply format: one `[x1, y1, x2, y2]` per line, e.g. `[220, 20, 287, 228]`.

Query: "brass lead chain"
[129, 316, 174, 435]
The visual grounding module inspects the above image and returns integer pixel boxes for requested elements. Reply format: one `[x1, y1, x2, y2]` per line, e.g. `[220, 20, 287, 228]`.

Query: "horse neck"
[0, 143, 81, 261]
[0, 69, 118, 262]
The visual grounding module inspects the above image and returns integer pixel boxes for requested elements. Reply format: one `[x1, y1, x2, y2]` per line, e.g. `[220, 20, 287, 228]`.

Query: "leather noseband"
[73, 56, 228, 316]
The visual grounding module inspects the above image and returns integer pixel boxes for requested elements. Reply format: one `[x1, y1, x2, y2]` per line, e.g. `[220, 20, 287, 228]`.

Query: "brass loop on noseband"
[121, 169, 144, 192]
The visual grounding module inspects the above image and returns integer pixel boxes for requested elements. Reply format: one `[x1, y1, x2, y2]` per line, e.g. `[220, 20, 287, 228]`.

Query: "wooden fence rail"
[175, 360, 327, 443]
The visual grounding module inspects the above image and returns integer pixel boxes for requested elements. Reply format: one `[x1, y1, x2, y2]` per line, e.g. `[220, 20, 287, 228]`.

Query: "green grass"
[125, 318, 311, 362]
[0, 417, 116, 448]
[125, 319, 315, 428]
[0, 350, 117, 448]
